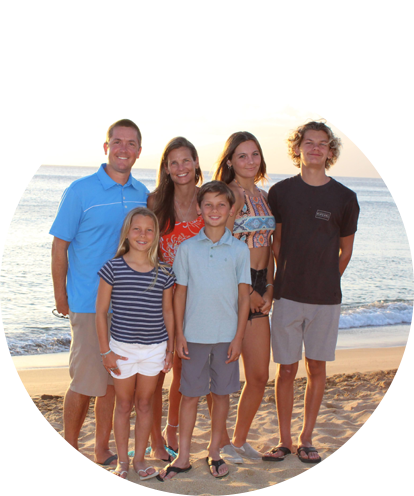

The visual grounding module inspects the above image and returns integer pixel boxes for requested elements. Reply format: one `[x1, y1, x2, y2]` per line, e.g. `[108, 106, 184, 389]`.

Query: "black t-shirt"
[268, 174, 360, 305]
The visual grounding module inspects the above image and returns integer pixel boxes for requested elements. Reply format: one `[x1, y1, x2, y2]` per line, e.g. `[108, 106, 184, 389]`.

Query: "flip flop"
[99, 454, 118, 466]
[110, 461, 129, 479]
[137, 466, 159, 480]
[262, 446, 291, 462]
[156, 463, 192, 482]
[206, 457, 229, 479]
[297, 446, 322, 464]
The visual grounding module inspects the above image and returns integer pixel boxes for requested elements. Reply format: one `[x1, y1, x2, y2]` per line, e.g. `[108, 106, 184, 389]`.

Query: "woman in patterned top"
[213, 131, 275, 463]
[147, 137, 204, 460]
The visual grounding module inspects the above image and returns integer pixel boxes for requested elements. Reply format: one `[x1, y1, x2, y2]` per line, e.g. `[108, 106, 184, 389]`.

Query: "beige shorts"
[109, 338, 167, 379]
[271, 298, 341, 364]
[68, 312, 114, 397]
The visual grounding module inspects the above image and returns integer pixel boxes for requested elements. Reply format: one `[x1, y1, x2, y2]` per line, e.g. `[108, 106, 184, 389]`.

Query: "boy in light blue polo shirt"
[157, 181, 251, 481]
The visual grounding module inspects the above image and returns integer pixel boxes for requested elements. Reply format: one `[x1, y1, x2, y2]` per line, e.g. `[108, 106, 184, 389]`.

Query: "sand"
[13, 346, 408, 494]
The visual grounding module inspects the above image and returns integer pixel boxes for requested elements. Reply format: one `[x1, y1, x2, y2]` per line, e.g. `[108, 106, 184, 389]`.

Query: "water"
[1, 166, 413, 356]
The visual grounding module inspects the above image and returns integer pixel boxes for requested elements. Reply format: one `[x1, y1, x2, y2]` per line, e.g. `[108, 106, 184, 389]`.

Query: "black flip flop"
[206, 457, 229, 479]
[297, 446, 322, 464]
[99, 454, 118, 466]
[262, 446, 291, 462]
[156, 463, 192, 482]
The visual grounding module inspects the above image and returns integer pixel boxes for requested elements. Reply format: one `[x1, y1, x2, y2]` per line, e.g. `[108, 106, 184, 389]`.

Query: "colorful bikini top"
[233, 180, 275, 249]
[159, 216, 205, 266]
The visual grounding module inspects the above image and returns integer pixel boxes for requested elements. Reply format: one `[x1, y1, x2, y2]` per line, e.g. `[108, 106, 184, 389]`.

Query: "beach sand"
[15, 346, 406, 494]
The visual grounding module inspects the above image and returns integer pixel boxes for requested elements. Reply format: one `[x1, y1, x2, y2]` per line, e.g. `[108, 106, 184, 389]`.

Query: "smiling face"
[295, 130, 333, 170]
[126, 214, 156, 254]
[198, 192, 234, 228]
[103, 126, 142, 178]
[165, 146, 199, 185]
[227, 140, 262, 180]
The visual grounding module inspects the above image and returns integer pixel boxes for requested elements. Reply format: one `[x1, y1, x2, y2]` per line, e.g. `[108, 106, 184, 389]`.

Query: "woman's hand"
[250, 290, 264, 313]
[102, 351, 128, 376]
[259, 287, 273, 315]
[162, 351, 174, 373]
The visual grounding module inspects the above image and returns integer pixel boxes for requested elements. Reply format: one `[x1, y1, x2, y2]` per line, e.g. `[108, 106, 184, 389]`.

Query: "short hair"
[287, 121, 341, 170]
[197, 180, 236, 207]
[213, 131, 267, 184]
[106, 119, 142, 147]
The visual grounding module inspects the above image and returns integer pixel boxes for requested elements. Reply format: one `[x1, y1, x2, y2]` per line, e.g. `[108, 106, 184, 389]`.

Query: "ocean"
[1, 166, 413, 356]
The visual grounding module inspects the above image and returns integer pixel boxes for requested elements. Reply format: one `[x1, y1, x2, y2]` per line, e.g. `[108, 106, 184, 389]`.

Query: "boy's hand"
[102, 351, 128, 376]
[250, 290, 264, 313]
[226, 337, 242, 364]
[176, 335, 190, 360]
[162, 352, 174, 373]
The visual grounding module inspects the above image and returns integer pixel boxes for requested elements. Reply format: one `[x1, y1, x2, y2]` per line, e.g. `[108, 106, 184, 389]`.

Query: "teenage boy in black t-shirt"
[263, 121, 359, 464]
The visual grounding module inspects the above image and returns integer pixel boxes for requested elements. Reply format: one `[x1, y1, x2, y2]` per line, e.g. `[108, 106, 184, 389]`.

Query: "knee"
[276, 364, 297, 383]
[115, 397, 133, 415]
[306, 359, 326, 378]
[246, 371, 269, 390]
[135, 397, 152, 414]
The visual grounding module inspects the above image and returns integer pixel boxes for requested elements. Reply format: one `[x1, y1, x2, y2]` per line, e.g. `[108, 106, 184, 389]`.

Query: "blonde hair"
[115, 207, 167, 288]
[286, 120, 342, 170]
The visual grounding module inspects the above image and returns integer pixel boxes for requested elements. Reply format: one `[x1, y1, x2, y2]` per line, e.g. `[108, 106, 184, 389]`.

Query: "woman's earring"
[227, 161, 232, 169]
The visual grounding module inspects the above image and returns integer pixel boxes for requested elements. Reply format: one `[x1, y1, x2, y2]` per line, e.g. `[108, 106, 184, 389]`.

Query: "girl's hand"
[162, 352, 174, 373]
[102, 351, 128, 376]
[250, 290, 264, 313]
[259, 291, 273, 315]
[176, 335, 190, 360]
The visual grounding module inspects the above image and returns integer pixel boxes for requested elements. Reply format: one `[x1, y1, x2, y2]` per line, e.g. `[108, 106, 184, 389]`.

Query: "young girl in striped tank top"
[96, 207, 175, 480]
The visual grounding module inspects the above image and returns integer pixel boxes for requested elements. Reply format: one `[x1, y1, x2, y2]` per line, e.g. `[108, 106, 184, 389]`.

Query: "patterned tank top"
[159, 216, 205, 266]
[233, 181, 275, 248]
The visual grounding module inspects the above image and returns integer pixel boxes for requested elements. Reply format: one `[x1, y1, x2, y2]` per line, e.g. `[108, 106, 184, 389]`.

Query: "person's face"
[126, 214, 156, 254]
[197, 192, 234, 228]
[227, 140, 261, 180]
[295, 130, 333, 169]
[103, 126, 142, 175]
[165, 147, 199, 185]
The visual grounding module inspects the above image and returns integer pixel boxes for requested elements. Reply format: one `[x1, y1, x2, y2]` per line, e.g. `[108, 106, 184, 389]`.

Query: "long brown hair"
[151, 137, 203, 236]
[213, 131, 267, 184]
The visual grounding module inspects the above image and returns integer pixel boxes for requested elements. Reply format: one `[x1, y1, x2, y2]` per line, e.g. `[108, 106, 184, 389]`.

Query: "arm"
[95, 278, 127, 375]
[147, 193, 155, 210]
[339, 234, 355, 276]
[51, 237, 70, 316]
[162, 286, 175, 373]
[226, 282, 250, 364]
[271, 223, 282, 267]
[259, 248, 275, 315]
[173, 284, 190, 360]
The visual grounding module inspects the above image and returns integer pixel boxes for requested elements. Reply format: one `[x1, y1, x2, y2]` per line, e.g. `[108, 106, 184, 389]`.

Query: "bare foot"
[162, 424, 179, 453]
[206, 457, 229, 478]
[262, 445, 292, 461]
[95, 449, 117, 466]
[157, 457, 192, 481]
[111, 460, 129, 479]
[150, 445, 175, 462]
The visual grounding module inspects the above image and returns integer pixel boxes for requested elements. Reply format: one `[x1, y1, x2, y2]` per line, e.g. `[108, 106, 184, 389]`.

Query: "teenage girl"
[147, 137, 204, 460]
[96, 207, 175, 480]
[213, 132, 275, 462]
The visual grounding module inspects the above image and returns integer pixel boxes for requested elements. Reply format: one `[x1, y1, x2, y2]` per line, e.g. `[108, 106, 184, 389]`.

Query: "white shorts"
[271, 298, 341, 364]
[109, 338, 167, 379]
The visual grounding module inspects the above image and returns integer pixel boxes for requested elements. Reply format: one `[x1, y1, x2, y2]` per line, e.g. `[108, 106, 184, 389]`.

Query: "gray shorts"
[180, 342, 240, 397]
[69, 312, 114, 397]
[271, 298, 341, 364]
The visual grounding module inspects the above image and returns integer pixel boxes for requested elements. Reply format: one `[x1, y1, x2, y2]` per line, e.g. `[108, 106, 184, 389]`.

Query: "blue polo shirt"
[173, 227, 251, 344]
[50, 164, 149, 313]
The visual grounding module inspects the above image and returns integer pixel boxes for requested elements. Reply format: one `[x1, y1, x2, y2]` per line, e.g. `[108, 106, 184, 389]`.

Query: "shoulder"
[228, 181, 244, 208]
[147, 192, 155, 209]
[330, 178, 358, 202]
[130, 176, 149, 193]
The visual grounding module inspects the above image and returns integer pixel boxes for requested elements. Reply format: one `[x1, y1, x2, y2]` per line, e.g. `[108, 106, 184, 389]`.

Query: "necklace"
[174, 189, 196, 222]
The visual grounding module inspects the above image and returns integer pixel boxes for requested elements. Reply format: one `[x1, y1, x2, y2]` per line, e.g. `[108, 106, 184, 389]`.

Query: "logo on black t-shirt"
[315, 210, 331, 221]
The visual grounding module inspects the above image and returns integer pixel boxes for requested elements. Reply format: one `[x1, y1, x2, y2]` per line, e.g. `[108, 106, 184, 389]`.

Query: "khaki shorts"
[68, 312, 114, 397]
[271, 298, 341, 364]
[180, 342, 240, 397]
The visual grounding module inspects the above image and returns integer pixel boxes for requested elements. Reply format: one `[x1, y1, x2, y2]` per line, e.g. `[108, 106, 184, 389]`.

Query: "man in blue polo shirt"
[50, 119, 149, 465]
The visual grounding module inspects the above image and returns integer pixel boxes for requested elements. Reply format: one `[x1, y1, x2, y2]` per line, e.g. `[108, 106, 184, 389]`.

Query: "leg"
[111, 375, 136, 477]
[263, 362, 298, 460]
[158, 394, 199, 480]
[94, 385, 117, 464]
[63, 388, 90, 450]
[149, 372, 172, 460]
[208, 393, 230, 477]
[297, 358, 326, 461]
[232, 317, 270, 448]
[163, 355, 182, 452]
[133, 373, 161, 477]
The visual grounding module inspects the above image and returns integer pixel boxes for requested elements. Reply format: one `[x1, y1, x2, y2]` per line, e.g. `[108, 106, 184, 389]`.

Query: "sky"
[0, 83, 414, 190]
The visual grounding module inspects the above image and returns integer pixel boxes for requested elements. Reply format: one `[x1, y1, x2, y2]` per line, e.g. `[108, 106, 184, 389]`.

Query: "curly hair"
[286, 121, 342, 170]
[213, 131, 267, 184]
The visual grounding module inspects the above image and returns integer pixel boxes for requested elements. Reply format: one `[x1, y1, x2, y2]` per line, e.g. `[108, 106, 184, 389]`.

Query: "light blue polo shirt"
[50, 164, 149, 313]
[173, 227, 251, 344]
